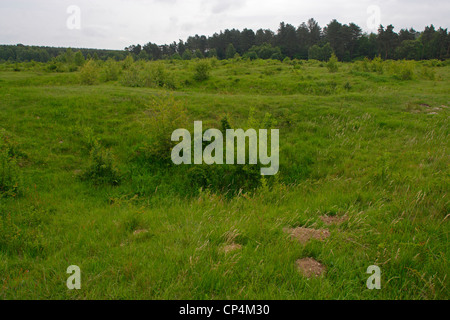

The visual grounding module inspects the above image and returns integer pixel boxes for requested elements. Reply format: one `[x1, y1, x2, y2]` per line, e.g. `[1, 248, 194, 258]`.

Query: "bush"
[101, 58, 121, 82]
[147, 63, 176, 89]
[182, 50, 193, 60]
[193, 60, 211, 81]
[122, 55, 134, 69]
[140, 95, 188, 163]
[392, 61, 415, 80]
[361, 57, 371, 72]
[243, 51, 258, 60]
[270, 52, 283, 61]
[371, 56, 384, 74]
[79, 59, 99, 85]
[308, 43, 332, 61]
[120, 62, 176, 89]
[120, 63, 143, 87]
[327, 53, 339, 72]
[185, 111, 278, 195]
[82, 140, 121, 185]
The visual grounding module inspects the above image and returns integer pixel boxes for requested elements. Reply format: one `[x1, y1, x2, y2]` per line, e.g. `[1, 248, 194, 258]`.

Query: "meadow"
[0, 56, 448, 299]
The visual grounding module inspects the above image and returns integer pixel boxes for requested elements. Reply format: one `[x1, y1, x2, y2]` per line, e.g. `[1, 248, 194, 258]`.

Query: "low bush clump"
[79, 59, 99, 85]
[81, 140, 121, 185]
[120, 62, 176, 89]
[392, 60, 415, 80]
[101, 58, 121, 82]
[193, 60, 211, 81]
[139, 94, 188, 164]
[326, 53, 339, 73]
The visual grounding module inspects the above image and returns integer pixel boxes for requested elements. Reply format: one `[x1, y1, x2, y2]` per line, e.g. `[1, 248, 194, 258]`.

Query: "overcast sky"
[0, 0, 449, 50]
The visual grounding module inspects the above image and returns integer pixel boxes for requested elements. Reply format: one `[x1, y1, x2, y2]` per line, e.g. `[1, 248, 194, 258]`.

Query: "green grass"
[0, 58, 448, 299]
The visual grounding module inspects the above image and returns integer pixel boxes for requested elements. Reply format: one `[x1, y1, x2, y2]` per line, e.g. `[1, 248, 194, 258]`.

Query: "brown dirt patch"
[284, 227, 330, 244]
[221, 243, 242, 254]
[320, 215, 348, 225]
[296, 258, 326, 278]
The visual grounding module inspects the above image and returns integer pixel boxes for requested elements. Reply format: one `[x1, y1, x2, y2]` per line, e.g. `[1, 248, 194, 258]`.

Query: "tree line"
[0, 44, 127, 63]
[1, 18, 448, 63]
[125, 18, 449, 61]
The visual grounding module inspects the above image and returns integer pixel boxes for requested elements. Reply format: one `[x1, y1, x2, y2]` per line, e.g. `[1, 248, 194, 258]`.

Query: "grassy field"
[0, 57, 448, 299]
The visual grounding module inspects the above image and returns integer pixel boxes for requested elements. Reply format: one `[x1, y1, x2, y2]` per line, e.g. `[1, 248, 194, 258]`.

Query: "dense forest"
[1, 18, 449, 62]
[0, 45, 127, 63]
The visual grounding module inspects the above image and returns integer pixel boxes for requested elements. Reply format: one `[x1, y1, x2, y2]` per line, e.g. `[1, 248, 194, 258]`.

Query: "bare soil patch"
[284, 227, 330, 244]
[296, 258, 326, 278]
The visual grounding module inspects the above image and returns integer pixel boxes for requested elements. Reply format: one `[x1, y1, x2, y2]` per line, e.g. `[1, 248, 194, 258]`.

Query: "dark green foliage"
[182, 50, 193, 60]
[139, 95, 188, 164]
[248, 44, 282, 60]
[226, 43, 237, 59]
[82, 140, 121, 185]
[327, 53, 339, 72]
[308, 43, 333, 61]
[79, 59, 99, 85]
[193, 60, 211, 81]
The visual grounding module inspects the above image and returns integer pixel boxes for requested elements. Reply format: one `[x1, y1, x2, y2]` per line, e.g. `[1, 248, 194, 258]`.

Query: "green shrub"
[184, 110, 279, 195]
[182, 50, 193, 60]
[47, 63, 57, 71]
[193, 60, 211, 81]
[79, 59, 99, 85]
[120, 62, 176, 89]
[140, 95, 188, 163]
[101, 58, 121, 82]
[361, 57, 371, 72]
[243, 51, 258, 60]
[148, 63, 176, 89]
[171, 53, 182, 60]
[327, 53, 339, 73]
[82, 140, 121, 185]
[120, 63, 143, 87]
[393, 61, 415, 80]
[122, 55, 134, 69]
[371, 56, 384, 74]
